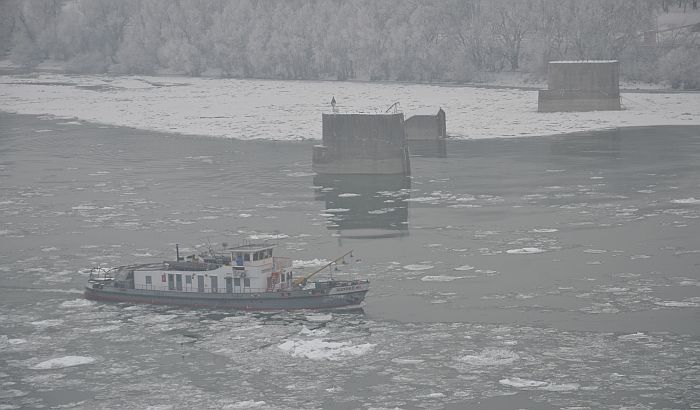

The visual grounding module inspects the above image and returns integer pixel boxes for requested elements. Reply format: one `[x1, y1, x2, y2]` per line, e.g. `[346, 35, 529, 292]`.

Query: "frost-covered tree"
[1, 0, 694, 88]
[9, 0, 62, 67]
[660, 47, 700, 89]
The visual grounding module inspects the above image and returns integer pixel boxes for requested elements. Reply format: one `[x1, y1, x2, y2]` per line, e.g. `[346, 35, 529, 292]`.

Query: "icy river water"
[1, 112, 699, 409]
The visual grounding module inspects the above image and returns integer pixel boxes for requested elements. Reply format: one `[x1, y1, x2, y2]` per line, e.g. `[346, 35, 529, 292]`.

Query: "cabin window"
[265, 249, 272, 258]
[185, 275, 192, 285]
[244, 253, 250, 261]
[234, 277, 241, 287]
[210, 276, 218, 293]
[244, 278, 251, 288]
[145, 276, 152, 285]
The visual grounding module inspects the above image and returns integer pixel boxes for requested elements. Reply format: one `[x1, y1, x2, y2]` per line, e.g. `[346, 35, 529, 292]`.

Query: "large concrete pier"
[313, 113, 411, 175]
[538, 61, 621, 112]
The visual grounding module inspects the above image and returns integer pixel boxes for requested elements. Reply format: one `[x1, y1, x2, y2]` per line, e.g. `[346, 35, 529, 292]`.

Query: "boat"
[84, 243, 369, 310]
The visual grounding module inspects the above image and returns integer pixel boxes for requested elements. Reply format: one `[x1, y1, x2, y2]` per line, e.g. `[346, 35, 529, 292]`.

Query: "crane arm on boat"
[292, 250, 353, 287]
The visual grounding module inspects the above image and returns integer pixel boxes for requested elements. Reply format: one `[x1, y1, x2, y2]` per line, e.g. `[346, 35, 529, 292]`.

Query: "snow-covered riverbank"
[1, 73, 698, 140]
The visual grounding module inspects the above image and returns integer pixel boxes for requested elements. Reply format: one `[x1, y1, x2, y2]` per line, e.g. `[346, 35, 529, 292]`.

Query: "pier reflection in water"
[313, 174, 411, 239]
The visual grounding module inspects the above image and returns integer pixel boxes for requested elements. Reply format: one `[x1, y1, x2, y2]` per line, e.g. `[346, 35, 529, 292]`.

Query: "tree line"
[0, 0, 698, 88]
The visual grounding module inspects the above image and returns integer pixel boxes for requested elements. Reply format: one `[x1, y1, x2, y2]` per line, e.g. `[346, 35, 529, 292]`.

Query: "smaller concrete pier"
[538, 60, 621, 112]
[404, 108, 447, 157]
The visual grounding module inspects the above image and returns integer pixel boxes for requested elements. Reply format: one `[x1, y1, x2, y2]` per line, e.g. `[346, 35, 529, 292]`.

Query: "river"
[0, 112, 698, 408]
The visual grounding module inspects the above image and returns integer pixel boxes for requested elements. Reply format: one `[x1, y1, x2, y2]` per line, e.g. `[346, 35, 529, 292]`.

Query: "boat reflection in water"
[313, 174, 411, 239]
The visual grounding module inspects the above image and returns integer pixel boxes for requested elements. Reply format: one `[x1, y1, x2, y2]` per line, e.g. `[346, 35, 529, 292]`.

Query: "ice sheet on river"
[2, 73, 700, 140]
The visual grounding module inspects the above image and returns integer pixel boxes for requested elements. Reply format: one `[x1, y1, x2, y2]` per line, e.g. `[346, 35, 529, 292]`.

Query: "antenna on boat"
[176, 244, 181, 261]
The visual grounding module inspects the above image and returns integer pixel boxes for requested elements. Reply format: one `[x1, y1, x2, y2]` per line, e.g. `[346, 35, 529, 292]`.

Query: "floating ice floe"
[59, 299, 95, 308]
[654, 300, 700, 308]
[405, 196, 444, 203]
[670, 198, 700, 204]
[278, 338, 375, 361]
[368, 208, 394, 214]
[531, 228, 559, 233]
[30, 319, 64, 328]
[420, 275, 463, 282]
[454, 265, 474, 271]
[0, 389, 29, 399]
[0, 336, 27, 349]
[617, 332, 650, 341]
[131, 314, 178, 324]
[540, 382, 580, 391]
[305, 313, 333, 322]
[458, 348, 520, 366]
[89, 325, 122, 333]
[506, 247, 546, 254]
[299, 326, 329, 336]
[286, 172, 316, 177]
[403, 264, 434, 271]
[418, 392, 445, 399]
[391, 357, 425, 365]
[248, 233, 289, 240]
[72, 204, 97, 211]
[499, 377, 548, 388]
[32, 356, 96, 370]
[337, 193, 360, 198]
[223, 400, 268, 409]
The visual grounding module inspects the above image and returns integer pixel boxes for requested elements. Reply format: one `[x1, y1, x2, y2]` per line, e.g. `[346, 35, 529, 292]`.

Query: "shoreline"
[2, 64, 691, 93]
